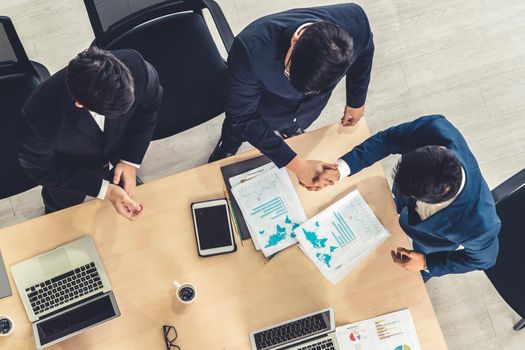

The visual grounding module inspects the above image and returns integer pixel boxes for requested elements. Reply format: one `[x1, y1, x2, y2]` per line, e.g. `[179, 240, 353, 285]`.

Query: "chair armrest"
[30, 61, 51, 82]
[202, 0, 234, 53]
[492, 168, 525, 205]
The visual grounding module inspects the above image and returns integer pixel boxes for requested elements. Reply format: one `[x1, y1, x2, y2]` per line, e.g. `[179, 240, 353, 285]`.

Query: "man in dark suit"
[209, 4, 374, 189]
[18, 47, 162, 221]
[319, 115, 501, 280]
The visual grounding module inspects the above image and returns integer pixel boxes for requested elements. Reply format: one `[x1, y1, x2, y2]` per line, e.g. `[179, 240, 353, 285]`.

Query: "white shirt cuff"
[97, 179, 110, 200]
[121, 160, 141, 169]
[335, 159, 351, 179]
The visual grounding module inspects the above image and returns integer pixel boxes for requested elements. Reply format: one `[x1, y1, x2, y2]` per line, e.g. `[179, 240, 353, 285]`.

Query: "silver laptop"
[11, 235, 120, 349]
[250, 308, 340, 350]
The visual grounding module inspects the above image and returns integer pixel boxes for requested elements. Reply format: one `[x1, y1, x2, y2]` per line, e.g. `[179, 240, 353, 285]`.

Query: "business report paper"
[295, 190, 389, 284]
[231, 167, 307, 257]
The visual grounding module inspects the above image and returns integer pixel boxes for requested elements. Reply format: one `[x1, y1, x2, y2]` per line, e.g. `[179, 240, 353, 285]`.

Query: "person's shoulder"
[22, 68, 66, 134]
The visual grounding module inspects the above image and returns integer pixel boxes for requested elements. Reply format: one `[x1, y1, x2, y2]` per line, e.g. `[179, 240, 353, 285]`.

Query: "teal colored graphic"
[330, 211, 356, 247]
[315, 252, 333, 268]
[260, 215, 301, 248]
[266, 231, 287, 247]
[302, 229, 328, 248]
[251, 196, 287, 220]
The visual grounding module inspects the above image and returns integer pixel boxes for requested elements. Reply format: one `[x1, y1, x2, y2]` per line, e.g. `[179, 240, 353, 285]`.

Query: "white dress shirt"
[89, 111, 140, 200]
[336, 158, 466, 220]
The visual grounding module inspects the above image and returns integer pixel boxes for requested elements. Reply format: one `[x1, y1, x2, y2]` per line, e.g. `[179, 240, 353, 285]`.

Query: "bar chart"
[250, 196, 288, 220]
[331, 210, 356, 247]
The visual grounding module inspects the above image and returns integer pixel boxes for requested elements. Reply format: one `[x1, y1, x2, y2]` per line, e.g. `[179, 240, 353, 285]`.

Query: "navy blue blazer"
[226, 4, 374, 167]
[340, 115, 500, 277]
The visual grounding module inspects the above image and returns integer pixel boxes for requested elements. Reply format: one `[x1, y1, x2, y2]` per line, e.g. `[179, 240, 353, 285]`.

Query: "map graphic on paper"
[296, 190, 389, 284]
[335, 309, 421, 350]
[232, 167, 306, 257]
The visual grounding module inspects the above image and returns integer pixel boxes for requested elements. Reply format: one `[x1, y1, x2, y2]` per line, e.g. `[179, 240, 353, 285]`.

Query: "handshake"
[287, 157, 342, 191]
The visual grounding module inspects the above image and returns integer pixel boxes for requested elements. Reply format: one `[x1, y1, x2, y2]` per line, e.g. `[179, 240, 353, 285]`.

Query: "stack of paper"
[335, 309, 421, 350]
[295, 190, 390, 284]
[231, 165, 307, 257]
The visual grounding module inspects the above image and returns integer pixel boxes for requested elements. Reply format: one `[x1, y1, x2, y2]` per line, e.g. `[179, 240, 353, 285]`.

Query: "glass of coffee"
[0, 316, 13, 336]
[172, 281, 197, 304]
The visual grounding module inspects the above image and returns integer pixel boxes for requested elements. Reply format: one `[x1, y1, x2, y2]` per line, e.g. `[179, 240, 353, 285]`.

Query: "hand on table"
[286, 156, 338, 191]
[390, 247, 427, 272]
[106, 184, 144, 221]
[113, 162, 137, 198]
[341, 105, 365, 127]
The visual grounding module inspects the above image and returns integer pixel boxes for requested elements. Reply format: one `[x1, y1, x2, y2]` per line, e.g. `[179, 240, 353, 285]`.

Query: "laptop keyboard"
[296, 338, 335, 350]
[253, 313, 329, 349]
[24, 262, 103, 315]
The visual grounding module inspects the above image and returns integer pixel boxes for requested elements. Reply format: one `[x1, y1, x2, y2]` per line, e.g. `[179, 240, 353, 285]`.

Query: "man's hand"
[390, 247, 426, 272]
[317, 168, 341, 186]
[113, 162, 137, 198]
[341, 105, 365, 127]
[286, 156, 338, 191]
[106, 184, 144, 221]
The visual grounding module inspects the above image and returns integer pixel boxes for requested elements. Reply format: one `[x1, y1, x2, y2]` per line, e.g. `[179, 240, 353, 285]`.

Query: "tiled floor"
[1, 1, 525, 349]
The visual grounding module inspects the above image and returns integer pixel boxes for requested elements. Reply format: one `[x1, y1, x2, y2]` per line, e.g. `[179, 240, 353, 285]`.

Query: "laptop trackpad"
[39, 248, 71, 278]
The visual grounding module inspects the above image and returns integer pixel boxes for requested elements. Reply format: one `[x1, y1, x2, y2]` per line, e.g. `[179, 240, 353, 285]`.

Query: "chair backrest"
[83, 0, 233, 140]
[84, 0, 208, 48]
[0, 16, 34, 76]
[485, 169, 525, 319]
[0, 17, 42, 198]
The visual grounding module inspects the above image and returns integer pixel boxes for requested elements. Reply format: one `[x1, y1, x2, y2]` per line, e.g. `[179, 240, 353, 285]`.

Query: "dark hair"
[289, 22, 354, 94]
[393, 146, 463, 204]
[66, 47, 135, 116]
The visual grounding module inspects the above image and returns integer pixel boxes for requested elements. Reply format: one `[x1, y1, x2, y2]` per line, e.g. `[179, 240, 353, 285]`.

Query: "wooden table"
[0, 121, 447, 349]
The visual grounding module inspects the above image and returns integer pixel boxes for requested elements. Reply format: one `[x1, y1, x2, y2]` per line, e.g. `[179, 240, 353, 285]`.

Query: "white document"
[295, 190, 389, 284]
[335, 309, 421, 350]
[231, 167, 307, 257]
[229, 162, 276, 250]
[229, 162, 276, 188]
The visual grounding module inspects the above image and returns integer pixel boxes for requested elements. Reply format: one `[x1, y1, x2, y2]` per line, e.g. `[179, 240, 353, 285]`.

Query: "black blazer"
[18, 49, 163, 197]
[226, 3, 374, 167]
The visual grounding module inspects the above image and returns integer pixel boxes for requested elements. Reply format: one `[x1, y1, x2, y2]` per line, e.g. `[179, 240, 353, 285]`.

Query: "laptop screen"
[36, 293, 118, 346]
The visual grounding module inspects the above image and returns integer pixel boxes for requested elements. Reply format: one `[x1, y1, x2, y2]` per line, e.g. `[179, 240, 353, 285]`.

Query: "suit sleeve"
[345, 39, 374, 108]
[119, 60, 163, 164]
[226, 38, 297, 168]
[425, 223, 500, 276]
[17, 112, 104, 197]
[340, 115, 453, 175]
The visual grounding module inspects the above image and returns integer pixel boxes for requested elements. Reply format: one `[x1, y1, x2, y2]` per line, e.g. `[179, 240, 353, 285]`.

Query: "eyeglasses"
[163, 325, 181, 350]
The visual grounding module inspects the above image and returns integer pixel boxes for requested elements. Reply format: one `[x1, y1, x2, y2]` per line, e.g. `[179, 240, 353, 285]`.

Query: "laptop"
[250, 308, 340, 350]
[11, 235, 120, 349]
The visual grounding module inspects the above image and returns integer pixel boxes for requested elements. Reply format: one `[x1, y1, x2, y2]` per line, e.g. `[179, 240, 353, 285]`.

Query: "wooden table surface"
[0, 120, 447, 350]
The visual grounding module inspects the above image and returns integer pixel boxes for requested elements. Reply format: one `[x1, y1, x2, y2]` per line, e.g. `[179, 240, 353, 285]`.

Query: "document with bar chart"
[295, 190, 389, 284]
[231, 167, 307, 257]
[335, 309, 421, 350]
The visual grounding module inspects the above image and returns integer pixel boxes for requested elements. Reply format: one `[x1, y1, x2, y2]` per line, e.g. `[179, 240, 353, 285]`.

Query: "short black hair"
[289, 22, 354, 94]
[66, 47, 135, 116]
[393, 146, 463, 204]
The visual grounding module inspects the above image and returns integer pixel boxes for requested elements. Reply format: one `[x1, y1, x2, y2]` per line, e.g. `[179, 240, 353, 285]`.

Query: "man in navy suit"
[319, 116, 500, 280]
[209, 4, 374, 189]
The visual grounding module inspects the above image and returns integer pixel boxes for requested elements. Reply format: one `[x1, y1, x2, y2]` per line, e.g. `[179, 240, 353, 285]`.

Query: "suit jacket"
[340, 115, 501, 277]
[18, 49, 163, 198]
[226, 3, 374, 167]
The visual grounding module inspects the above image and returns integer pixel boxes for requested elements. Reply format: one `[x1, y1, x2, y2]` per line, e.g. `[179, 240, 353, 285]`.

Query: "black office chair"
[83, 0, 234, 140]
[485, 168, 525, 331]
[0, 16, 50, 199]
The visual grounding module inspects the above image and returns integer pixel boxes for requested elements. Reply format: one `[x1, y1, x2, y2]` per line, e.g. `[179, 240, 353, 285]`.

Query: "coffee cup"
[0, 315, 13, 336]
[172, 281, 197, 304]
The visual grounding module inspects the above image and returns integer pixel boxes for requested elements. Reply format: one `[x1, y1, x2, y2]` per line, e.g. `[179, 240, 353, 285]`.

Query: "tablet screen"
[194, 204, 233, 250]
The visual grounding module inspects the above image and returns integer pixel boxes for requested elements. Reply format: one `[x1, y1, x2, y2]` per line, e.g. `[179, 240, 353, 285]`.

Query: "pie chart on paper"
[349, 330, 361, 342]
[394, 345, 412, 350]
